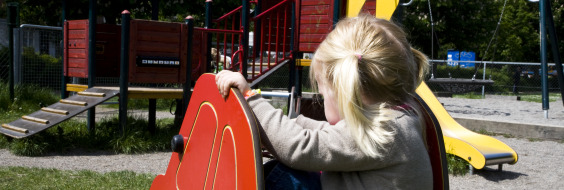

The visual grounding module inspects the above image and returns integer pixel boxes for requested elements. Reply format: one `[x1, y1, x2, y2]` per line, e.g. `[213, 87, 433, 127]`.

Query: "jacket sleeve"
[247, 96, 406, 172]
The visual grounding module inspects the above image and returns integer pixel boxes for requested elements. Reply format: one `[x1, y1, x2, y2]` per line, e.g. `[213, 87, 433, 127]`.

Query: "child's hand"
[215, 70, 251, 99]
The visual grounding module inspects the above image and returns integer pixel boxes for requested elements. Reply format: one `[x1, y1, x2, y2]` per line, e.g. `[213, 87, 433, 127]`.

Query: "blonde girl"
[216, 14, 432, 190]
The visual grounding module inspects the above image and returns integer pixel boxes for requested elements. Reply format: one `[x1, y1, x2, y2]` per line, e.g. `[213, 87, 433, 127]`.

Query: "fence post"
[544, 0, 564, 106]
[87, 0, 98, 133]
[205, 0, 213, 73]
[61, 0, 68, 99]
[119, 10, 131, 135]
[7, 2, 19, 102]
[241, 0, 250, 79]
[184, 16, 194, 113]
[539, 0, 549, 118]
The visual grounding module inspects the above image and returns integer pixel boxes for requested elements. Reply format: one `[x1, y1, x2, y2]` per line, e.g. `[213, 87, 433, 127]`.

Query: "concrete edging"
[454, 117, 564, 140]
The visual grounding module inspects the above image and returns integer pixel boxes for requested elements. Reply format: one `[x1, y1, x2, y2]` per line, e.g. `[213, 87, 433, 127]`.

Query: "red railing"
[198, 0, 293, 82]
[248, 0, 293, 81]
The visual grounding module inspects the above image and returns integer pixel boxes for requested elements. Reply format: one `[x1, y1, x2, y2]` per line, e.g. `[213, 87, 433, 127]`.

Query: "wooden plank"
[299, 43, 320, 52]
[66, 84, 88, 92]
[300, 5, 331, 15]
[137, 31, 181, 43]
[60, 99, 88, 106]
[67, 20, 88, 29]
[22, 116, 49, 124]
[41, 107, 69, 115]
[78, 91, 106, 97]
[299, 15, 330, 24]
[68, 50, 87, 59]
[299, 34, 327, 43]
[67, 68, 88, 78]
[1, 124, 28, 134]
[299, 24, 331, 34]
[300, 0, 332, 6]
[68, 58, 87, 68]
[134, 20, 181, 33]
[68, 30, 87, 39]
[68, 39, 87, 49]
[136, 41, 180, 53]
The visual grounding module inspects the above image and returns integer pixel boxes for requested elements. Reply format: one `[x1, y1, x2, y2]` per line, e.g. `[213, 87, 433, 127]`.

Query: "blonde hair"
[310, 14, 429, 157]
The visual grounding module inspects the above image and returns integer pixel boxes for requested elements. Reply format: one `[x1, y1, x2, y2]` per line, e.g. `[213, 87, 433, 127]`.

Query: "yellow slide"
[416, 82, 518, 169]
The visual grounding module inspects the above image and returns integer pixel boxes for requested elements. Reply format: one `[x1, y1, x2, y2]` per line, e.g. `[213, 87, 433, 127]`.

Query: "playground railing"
[248, 0, 293, 81]
[202, 0, 293, 83]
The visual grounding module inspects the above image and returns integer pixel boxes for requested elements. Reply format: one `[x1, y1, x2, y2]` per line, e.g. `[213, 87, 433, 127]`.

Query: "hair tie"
[354, 53, 363, 61]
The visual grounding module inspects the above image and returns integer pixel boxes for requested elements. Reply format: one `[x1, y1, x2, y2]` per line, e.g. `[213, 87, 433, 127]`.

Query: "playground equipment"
[151, 73, 449, 190]
[150, 74, 263, 190]
[1, 0, 520, 182]
[417, 82, 517, 172]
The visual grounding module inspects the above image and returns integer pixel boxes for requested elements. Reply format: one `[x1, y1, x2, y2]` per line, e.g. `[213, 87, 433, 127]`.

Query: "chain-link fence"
[6, 22, 561, 97]
[0, 19, 9, 82]
[15, 24, 63, 91]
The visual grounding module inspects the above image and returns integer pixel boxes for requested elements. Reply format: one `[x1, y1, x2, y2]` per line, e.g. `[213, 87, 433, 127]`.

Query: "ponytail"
[411, 48, 430, 85]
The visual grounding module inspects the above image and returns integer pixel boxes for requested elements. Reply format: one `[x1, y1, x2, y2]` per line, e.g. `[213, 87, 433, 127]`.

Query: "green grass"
[0, 166, 154, 190]
[446, 153, 469, 175]
[0, 116, 179, 156]
[519, 93, 561, 103]
[452, 92, 484, 99]
[1, 81, 179, 156]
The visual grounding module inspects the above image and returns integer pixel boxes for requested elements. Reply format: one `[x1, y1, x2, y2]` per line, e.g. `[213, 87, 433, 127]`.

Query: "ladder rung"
[1, 124, 29, 134]
[22, 115, 49, 124]
[60, 99, 88, 106]
[78, 91, 106, 97]
[41, 107, 69, 115]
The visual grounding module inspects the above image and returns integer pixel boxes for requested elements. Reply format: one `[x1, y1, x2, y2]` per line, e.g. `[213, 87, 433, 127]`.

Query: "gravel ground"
[0, 95, 563, 189]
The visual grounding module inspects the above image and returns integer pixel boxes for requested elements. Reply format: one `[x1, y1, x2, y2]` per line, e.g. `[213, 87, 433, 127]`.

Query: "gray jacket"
[248, 96, 433, 190]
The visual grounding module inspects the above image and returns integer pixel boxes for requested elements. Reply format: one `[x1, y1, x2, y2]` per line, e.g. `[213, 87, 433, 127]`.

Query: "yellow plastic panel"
[346, 0, 367, 17]
[416, 82, 518, 169]
[375, 0, 400, 20]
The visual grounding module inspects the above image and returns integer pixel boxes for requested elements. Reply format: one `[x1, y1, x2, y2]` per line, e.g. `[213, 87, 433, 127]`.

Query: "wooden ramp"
[1, 88, 119, 138]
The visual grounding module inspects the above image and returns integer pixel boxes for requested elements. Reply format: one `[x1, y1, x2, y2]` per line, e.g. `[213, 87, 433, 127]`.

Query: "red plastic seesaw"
[150, 73, 263, 190]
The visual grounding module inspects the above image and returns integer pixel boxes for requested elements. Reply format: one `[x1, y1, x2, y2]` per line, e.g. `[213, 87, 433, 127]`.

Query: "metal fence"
[428, 60, 562, 95]
[15, 24, 63, 91]
[4, 23, 561, 97]
[0, 19, 9, 82]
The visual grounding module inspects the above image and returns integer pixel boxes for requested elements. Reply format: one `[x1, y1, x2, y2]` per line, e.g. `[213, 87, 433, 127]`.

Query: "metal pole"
[482, 62, 486, 98]
[61, 0, 68, 99]
[288, 1, 296, 93]
[151, 0, 159, 20]
[87, 0, 97, 133]
[242, 0, 250, 80]
[333, 0, 340, 26]
[119, 10, 131, 135]
[253, 0, 262, 58]
[205, 0, 213, 73]
[539, 0, 549, 118]
[7, 3, 18, 102]
[544, 0, 564, 106]
[184, 16, 194, 112]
